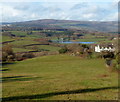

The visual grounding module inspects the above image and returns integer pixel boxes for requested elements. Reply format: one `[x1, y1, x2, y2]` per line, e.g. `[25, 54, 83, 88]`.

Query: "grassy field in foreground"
[2, 55, 118, 101]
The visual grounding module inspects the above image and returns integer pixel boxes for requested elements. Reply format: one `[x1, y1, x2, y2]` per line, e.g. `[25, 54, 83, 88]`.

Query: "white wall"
[95, 45, 115, 52]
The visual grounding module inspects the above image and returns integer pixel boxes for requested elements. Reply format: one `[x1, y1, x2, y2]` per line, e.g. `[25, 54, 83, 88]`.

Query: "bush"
[59, 47, 68, 54]
[113, 53, 120, 70]
[2, 44, 15, 62]
[15, 54, 23, 61]
[93, 53, 102, 58]
[22, 53, 35, 59]
[101, 51, 114, 59]
[87, 50, 93, 58]
[2, 44, 14, 55]
[2, 52, 8, 62]
[116, 53, 120, 64]
[115, 64, 120, 70]
[7, 55, 15, 61]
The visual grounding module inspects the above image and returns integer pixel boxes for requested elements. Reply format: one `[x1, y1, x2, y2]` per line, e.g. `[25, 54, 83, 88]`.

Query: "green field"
[76, 38, 106, 42]
[12, 48, 33, 53]
[2, 36, 14, 43]
[2, 55, 118, 101]
[12, 45, 60, 53]
[26, 45, 60, 52]
[10, 39, 38, 47]
[11, 31, 27, 37]
[2, 35, 61, 53]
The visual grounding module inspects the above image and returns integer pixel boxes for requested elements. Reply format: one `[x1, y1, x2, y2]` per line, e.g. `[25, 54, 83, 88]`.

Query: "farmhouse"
[95, 44, 115, 52]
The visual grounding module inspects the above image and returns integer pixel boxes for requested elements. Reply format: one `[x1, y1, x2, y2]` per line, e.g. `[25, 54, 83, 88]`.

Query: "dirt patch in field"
[97, 74, 109, 78]
[22, 81, 33, 83]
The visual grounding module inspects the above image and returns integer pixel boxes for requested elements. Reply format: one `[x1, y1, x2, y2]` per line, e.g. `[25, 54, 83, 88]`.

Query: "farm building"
[95, 44, 115, 52]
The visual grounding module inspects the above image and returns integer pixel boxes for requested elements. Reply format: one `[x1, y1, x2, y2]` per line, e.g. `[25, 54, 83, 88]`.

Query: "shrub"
[15, 54, 23, 61]
[22, 53, 35, 59]
[116, 53, 120, 64]
[80, 52, 84, 54]
[2, 52, 8, 62]
[87, 50, 93, 58]
[7, 55, 15, 61]
[115, 64, 120, 70]
[2, 44, 15, 62]
[81, 44, 89, 48]
[114, 53, 120, 70]
[2, 44, 14, 55]
[105, 58, 113, 67]
[93, 53, 102, 58]
[101, 51, 114, 59]
[59, 47, 68, 54]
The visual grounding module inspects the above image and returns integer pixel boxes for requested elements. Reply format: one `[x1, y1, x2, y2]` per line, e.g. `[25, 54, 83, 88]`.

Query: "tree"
[22, 53, 35, 59]
[2, 44, 15, 62]
[2, 52, 8, 62]
[59, 46, 68, 54]
[101, 51, 114, 67]
[114, 52, 120, 70]
[27, 31, 32, 35]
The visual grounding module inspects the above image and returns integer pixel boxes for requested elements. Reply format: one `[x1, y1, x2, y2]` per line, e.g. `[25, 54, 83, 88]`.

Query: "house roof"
[96, 44, 114, 48]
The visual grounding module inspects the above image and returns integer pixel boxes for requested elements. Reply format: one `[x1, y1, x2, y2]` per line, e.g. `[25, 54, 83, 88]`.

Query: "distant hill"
[10, 19, 118, 33]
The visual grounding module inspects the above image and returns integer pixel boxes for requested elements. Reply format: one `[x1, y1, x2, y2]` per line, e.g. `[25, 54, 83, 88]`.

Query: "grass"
[76, 38, 106, 42]
[2, 36, 14, 43]
[12, 44, 60, 53]
[51, 35, 108, 43]
[2, 55, 118, 101]
[12, 48, 33, 53]
[12, 45, 60, 53]
[26, 45, 60, 52]
[11, 31, 27, 37]
[38, 45, 60, 51]
[10, 31, 47, 38]
[2, 36, 60, 53]
[10, 39, 38, 47]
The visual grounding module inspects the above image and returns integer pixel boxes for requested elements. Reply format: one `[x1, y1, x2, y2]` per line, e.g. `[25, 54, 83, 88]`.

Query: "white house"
[95, 45, 115, 52]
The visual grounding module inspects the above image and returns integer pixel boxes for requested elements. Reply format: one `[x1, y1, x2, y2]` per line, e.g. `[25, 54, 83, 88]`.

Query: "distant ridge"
[8, 19, 117, 32]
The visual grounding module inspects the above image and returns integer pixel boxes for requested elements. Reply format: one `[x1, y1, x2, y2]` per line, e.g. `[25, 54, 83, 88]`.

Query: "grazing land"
[1, 19, 119, 101]
[2, 55, 118, 101]
[2, 36, 14, 43]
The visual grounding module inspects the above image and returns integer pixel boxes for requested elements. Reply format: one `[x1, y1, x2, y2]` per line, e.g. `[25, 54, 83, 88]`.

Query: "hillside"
[2, 55, 118, 101]
[9, 19, 118, 33]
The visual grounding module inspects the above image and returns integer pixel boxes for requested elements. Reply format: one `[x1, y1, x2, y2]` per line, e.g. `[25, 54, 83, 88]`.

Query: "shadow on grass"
[1, 62, 18, 72]
[1, 76, 41, 83]
[2, 86, 119, 101]
[2, 62, 15, 67]
[0, 68, 9, 71]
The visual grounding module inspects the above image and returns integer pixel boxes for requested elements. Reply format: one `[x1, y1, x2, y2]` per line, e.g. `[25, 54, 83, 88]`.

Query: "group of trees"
[100, 50, 120, 72]
[115, 52, 120, 70]
[2, 44, 35, 62]
[101, 51, 115, 67]
[2, 44, 15, 62]
[59, 44, 93, 58]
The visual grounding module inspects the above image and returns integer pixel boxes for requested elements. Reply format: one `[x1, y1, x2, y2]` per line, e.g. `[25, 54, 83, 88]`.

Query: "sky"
[0, 0, 119, 22]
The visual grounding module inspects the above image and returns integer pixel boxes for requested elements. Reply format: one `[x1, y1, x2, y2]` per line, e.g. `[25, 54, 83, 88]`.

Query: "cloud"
[83, 13, 96, 19]
[68, 2, 118, 21]
[1, 2, 118, 22]
[1, 0, 120, 2]
[71, 2, 89, 10]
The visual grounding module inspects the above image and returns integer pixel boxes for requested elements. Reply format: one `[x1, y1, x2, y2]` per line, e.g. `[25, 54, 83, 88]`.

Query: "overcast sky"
[0, 0, 119, 22]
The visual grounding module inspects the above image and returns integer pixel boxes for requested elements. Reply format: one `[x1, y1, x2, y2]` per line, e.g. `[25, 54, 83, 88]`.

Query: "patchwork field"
[2, 36, 14, 43]
[2, 55, 118, 101]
